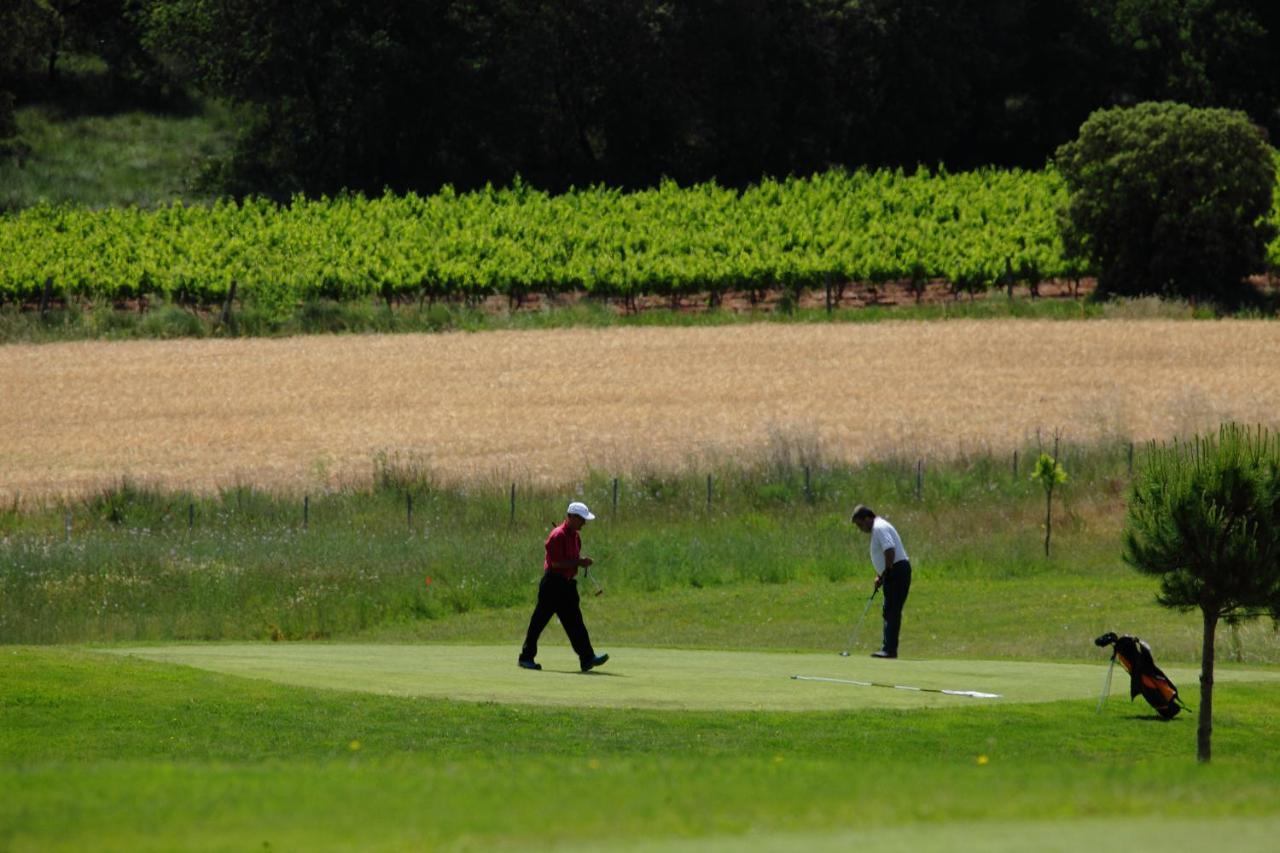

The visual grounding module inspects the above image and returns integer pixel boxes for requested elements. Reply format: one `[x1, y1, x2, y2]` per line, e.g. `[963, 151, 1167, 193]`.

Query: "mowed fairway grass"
[5, 594, 1280, 851]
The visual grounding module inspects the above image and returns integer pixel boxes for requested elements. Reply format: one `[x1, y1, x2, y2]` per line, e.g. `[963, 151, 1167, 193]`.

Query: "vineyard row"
[4, 168, 1280, 316]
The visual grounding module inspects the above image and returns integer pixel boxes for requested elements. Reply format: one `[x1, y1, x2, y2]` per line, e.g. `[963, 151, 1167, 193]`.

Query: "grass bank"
[8, 439, 1280, 666]
[0, 443, 1133, 644]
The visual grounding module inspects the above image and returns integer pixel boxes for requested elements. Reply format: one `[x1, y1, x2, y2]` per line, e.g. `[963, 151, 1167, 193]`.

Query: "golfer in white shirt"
[851, 504, 912, 659]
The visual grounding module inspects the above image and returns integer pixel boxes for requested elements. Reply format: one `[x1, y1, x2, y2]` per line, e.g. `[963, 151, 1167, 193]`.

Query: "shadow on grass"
[535, 669, 629, 677]
[1119, 714, 1181, 722]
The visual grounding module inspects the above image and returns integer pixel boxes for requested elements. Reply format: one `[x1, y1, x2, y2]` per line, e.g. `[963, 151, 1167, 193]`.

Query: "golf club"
[838, 587, 878, 656]
[1096, 654, 1116, 713]
[791, 674, 1001, 699]
[584, 566, 604, 597]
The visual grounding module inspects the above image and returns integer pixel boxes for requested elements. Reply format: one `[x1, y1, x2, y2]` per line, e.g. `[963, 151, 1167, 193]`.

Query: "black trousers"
[881, 559, 912, 656]
[520, 572, 596, 665]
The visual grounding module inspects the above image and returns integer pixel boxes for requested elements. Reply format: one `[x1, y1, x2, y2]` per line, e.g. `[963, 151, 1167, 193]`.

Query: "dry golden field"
[2, 319, 1278, 501]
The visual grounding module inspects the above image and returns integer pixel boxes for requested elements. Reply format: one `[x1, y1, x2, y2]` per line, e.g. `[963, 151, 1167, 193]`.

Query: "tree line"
[4, 1, 1280, 198]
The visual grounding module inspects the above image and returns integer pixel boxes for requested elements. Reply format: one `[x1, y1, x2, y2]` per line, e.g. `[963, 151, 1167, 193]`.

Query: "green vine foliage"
[4, 162, 1278, 318]
[0, 168, 1070, 318]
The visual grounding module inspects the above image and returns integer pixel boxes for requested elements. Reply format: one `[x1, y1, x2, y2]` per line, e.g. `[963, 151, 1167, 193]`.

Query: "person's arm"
[549, 555, 592, 570]
[547, 529, 592, 571]
[874, 546, 896, 588]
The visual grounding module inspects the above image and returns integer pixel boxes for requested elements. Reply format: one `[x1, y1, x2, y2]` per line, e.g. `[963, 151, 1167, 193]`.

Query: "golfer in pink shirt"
[518, 501, 610, 672]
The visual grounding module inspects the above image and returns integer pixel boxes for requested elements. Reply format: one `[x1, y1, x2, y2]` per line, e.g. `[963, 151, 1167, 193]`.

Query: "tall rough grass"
[0, 293, 1226, 346]
[0, 440, 1136, 644]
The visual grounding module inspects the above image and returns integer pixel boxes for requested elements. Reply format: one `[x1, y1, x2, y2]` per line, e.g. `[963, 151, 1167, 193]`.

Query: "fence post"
[612, 477, 619, 514]
[915, 459, 924, 501]
[303, 495, 309, 531]
[188, 502, 194, 532]
[804, 465, 812, 503]
[706, 474, 713, 512]
[1012, 449, 1018, 478]
[219, 279, 238, 330]
[407, 492, 414, 532]
[510, 483, 516, 525]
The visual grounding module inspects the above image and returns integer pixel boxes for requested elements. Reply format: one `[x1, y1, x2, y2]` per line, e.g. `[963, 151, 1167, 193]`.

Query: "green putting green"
[106, 644, 1280, 711]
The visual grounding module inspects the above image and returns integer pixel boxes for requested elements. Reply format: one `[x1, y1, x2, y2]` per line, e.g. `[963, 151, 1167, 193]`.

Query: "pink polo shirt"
[544, 522, 581, 579]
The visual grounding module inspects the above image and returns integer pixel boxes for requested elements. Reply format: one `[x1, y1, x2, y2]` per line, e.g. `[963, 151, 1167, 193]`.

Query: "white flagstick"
[791, 674, 1001, 699]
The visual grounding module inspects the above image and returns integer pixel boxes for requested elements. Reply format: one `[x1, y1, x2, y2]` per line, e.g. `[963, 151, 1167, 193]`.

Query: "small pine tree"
[1123, 424, 1280, 762]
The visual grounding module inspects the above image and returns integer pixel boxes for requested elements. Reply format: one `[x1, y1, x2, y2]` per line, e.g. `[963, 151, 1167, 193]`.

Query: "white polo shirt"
[869, 517, 908, 575]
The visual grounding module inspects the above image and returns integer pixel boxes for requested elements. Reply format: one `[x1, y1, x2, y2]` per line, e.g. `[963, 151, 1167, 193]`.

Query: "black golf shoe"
[870, 650, 897, 659]
[518, 659, 542, 670]
[581, 653, 609, 672]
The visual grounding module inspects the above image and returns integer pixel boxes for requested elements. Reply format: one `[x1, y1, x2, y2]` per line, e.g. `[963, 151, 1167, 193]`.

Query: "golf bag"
[1094, 632, 1189, 719]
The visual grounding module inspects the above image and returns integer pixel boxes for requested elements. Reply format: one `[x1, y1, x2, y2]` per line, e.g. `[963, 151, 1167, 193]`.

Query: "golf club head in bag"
[1094, 631, 1188, 719]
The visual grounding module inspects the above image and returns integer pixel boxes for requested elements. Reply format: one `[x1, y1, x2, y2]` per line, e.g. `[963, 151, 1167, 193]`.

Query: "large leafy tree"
[119, 0, 1112, 195]
[0, 0, 58, 146]
[1123, 423, 1280, 762]
[1055, 101, 1276, 303]
[1093, 0, 1280, 118]
[128, 1, 1280, 197]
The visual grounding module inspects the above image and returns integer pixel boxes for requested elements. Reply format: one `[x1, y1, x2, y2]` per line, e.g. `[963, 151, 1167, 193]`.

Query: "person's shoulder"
[546, 522, 567, 541]
[873, 517, 898, 537]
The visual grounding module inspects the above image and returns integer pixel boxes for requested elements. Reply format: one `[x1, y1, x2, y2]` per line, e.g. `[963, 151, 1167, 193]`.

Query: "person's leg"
[554, 579, 597, 666]
[880, 561, 912, 656]
[520, 573, 559, 662]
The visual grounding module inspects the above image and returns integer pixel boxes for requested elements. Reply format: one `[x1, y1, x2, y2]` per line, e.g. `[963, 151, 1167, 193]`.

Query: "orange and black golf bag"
[1094, 632, 1189, 719]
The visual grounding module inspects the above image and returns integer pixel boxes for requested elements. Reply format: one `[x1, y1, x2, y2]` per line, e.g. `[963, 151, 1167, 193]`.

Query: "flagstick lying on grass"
[790, 674, 1001, 699]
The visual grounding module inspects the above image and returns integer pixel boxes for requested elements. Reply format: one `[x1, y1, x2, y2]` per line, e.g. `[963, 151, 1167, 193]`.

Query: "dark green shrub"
[1056, 102, 1276, 304]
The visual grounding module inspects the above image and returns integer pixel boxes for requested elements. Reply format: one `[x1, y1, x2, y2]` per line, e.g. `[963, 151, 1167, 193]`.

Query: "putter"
[839, 587, 878, 656]
[584, 566, 604, 597]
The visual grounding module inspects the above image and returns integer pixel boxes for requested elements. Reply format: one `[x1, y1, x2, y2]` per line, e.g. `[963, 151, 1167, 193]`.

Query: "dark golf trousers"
[520, 572, 596, 665]
[880, 559, 912, 656]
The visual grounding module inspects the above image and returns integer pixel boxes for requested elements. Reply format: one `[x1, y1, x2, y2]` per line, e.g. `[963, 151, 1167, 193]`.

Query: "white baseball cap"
[567, 501, 596, 520]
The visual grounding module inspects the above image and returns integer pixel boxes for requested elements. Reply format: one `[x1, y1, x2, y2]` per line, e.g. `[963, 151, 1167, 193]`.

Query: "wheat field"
[2, 319, 1278, 501]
